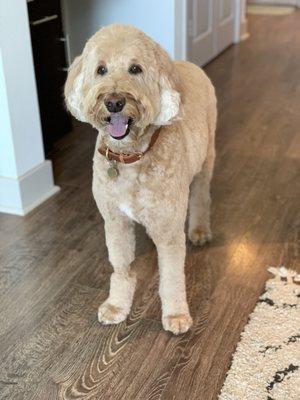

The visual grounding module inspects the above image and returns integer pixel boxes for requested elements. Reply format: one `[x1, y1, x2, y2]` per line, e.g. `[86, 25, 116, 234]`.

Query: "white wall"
[0, 0, 45, 177]
[62, 0, 176, 61]
[0, 0, 58, 215]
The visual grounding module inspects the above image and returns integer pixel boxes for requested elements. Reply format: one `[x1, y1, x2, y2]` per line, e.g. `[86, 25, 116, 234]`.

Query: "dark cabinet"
[27, 0, 71, 154]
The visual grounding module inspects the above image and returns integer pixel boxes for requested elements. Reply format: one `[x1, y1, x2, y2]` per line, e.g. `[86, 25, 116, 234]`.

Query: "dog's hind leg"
[188, 100, 216, 246]
[188, 140, 215, 247]
[97, 209, 136, 325]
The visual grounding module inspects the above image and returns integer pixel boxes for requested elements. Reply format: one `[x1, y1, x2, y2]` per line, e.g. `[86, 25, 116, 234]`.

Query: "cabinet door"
[187, 0, 214, 66]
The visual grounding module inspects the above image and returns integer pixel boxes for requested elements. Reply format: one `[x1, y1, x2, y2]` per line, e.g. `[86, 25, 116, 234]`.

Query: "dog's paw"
[189, 227, 212, 247]
[98, 302, 128, 325]
[162, 313, 193, 335]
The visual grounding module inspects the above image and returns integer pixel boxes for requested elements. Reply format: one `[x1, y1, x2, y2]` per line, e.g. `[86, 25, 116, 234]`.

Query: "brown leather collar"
[98, 127, 161, 164]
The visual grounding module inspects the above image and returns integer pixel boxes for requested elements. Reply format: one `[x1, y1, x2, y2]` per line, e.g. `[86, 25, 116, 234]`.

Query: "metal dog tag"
[107, 161, 119, 179]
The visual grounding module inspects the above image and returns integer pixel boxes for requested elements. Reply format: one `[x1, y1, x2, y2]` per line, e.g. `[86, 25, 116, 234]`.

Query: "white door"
[187, 0, 235, 66]
[187, 0, 214, 66]
[215, 0, 235, 54]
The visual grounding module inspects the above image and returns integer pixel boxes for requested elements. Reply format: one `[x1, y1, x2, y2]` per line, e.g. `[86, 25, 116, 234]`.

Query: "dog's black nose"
[104, 94, 126, 113]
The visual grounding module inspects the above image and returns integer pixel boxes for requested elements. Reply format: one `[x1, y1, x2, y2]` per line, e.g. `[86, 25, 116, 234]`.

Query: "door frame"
[174, 0, 188, 60]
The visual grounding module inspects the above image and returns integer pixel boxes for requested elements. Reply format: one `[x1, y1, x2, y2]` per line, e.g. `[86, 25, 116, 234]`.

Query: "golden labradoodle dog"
[65, 24, 216, 334]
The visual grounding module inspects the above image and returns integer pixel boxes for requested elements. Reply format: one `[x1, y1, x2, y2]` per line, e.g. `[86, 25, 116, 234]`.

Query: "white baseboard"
[240, 18, 250, 41]
[240, 19, 249, 41]
[0, 160, 60, 216]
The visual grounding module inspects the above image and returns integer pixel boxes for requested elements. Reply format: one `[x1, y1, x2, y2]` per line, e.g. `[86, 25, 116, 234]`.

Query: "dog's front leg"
[155, 232, 193, 335]
[98, 213, 136, 325]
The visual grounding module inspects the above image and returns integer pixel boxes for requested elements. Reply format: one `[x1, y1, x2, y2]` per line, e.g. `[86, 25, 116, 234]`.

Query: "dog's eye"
[128, 64, 142, 75]
[97, 65, 108, 76]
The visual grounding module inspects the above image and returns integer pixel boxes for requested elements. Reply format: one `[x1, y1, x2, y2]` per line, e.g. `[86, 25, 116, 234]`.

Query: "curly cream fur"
[65, 24, 216, 335]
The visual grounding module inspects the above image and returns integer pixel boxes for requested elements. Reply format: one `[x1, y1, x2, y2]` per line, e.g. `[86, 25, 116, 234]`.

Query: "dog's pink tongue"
[107, 114, 129, 138]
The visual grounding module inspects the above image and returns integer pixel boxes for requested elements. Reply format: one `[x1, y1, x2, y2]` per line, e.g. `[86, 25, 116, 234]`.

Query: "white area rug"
[219, 267, 300, 400]
[247, 5, 295, 16]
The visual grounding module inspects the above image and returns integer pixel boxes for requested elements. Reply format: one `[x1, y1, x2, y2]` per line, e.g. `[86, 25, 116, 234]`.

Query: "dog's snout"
[104, 94, 126, 113]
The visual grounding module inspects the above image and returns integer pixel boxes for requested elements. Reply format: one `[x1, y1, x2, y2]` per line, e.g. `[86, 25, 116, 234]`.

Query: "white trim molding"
[0, 161, 60, 216]
[174, 0, 187, 60]
[234, 0, 249, 43]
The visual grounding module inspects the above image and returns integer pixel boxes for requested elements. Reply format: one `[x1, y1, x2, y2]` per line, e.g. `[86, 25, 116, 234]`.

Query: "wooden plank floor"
[1, 13, 300, 400]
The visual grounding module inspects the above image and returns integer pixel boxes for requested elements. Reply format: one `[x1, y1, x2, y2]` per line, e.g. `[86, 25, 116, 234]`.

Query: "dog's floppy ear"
[153, 47, 181, 126]
[64, 55, 87, 122]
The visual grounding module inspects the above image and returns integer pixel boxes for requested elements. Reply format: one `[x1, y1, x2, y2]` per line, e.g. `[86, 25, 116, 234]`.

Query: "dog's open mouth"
[106, 114, 133, 140]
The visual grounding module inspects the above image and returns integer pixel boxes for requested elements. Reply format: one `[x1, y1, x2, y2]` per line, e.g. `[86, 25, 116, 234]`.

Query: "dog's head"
[65, 24, 181, 142]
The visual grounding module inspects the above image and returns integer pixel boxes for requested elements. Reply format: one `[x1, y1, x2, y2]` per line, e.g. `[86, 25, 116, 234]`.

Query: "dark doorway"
[27, 0, 71, 154]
